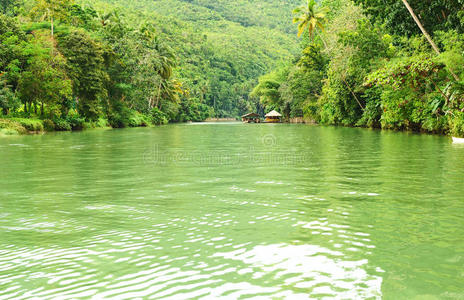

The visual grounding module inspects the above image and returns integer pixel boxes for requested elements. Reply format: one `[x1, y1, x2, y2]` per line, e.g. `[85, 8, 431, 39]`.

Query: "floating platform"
[452, 137, 464, 144]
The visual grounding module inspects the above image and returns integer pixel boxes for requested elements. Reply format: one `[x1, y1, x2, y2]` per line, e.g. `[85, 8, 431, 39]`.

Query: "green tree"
[0, 14, 26, 90]
[17, 34, 72, 116]
[1, 0, 20, 15]
[31, 0, 74, 36]
[292, 0, 328, 38]
[57, 29, 108, 120]
[250, 67, 289, 110]
[0, 76, 20, 115]
[399, 0, 460, 81]
[352, 0, 464, 37]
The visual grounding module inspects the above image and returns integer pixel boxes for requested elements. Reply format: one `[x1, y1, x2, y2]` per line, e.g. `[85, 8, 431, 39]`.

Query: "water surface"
[0, 124, 463, 299]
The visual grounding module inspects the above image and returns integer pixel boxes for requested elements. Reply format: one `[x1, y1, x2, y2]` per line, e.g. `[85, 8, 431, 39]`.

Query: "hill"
[84, 0, 301, 116]
[0, 0, 301, 132]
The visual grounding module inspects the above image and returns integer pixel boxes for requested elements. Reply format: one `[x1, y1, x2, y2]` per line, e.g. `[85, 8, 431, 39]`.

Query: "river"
[0, 123, 463, 299]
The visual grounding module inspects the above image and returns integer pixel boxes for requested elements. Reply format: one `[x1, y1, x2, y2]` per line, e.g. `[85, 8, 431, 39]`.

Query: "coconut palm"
[152, 36, 176, 80]
[292, 0, 363, 110]
[292, 0, 328, 39]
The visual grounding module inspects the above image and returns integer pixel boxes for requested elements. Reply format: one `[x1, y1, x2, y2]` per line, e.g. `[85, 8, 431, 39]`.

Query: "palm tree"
[97, 11, 116, 27]
[292, 0, 328, 39]
[293, 0, 364, 110]
[151, 37, 177, 109]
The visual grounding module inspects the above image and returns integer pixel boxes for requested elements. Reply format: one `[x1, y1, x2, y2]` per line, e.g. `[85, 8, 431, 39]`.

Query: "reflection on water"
[214, 244, 382, 298]
[0, 124, 463, 299]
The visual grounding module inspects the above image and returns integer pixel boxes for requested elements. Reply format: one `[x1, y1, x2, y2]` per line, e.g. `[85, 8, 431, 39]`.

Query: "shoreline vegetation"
[0, 115, 456, 139]
[251, 0, 464, 138]
[1, 0, 464, 137]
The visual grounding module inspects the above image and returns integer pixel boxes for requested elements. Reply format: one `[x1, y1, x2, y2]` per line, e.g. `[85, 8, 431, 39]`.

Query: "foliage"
[1, 0, 20, 15]
[43, 118, 55, 131]
[150, 107, 168, 125]
[53, 117, 72, 131]
[250, 67, 289, 110]
[66, 112, 85, 130]
[0, 118, 27, 134]
[18, 31, 73, 117]
[57, 29, 107, 120]
[9, 117, 44, 131]
[1, 0, 301, 132]
[352, 0, 464, 37]
[128, 111, 151, 127]
[251, 0, 464, 136]
[449, 111, 464, 137]
[293, 0, 328, 38]
[0, 77, 20, 114]
[2, 0, 464, 137]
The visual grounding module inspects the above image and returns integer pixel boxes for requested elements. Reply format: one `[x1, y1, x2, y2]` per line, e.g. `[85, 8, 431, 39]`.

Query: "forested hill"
[84, 0, 301, 116]
[0, 0, 300, 134]
[119, 0, 299, 33]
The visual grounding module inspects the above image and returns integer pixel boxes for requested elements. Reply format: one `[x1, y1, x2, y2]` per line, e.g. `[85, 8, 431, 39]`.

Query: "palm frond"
[292, 6, 304, 14]
[297, 22, 306, 37]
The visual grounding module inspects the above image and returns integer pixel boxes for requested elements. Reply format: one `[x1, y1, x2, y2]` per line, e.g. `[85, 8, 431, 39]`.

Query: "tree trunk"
[341, 76, 364, 110]
[401, 0, 440, 54]
[155, 80, 162, 109]
[401, 0, 460, 81]
[320, 34, 364, 110]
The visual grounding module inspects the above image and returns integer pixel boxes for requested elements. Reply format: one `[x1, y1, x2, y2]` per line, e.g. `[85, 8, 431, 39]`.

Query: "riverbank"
[2, 116, 463, 139]
[0, 117, 109, 136]
[204, 118, 238, 122]
[0, 118, 45, 135]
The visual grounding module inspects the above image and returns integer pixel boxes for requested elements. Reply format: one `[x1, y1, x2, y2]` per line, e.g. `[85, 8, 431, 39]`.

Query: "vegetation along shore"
[1, 0, 464, 137]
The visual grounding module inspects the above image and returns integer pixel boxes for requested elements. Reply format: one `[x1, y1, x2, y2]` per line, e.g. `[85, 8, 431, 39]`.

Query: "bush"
[0, 128, 20, 135]
[129, 111, 152, 127]
[43, 119, 55, 131]
[0, 84, 21, 115]
[0, 119, 27, 134]
[9, 118, 44, 132]
[81, 117, 108, 129]
[53, 118, 71, 131]
[107, 102, 132, 128]
[107, 112, 129, 128]
[151, 107, 169, 125]
[449, 112, 464, 137]
[96, 117, 109, 128]
[66, 114, 85, 130]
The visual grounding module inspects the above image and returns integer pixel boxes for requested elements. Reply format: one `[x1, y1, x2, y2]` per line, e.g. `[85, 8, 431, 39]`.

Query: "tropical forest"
[1, 1, 464, 298]
[1, 0, 463, 136]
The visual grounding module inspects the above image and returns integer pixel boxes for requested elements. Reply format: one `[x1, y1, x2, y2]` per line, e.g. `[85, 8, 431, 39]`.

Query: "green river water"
[0, 123, 463, 299]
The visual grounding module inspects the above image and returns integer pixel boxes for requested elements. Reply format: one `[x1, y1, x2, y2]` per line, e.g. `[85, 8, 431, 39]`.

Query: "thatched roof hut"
[265, 110, 282, 123]
[242, 113, 260, 123]
[265, 110, 282, 118]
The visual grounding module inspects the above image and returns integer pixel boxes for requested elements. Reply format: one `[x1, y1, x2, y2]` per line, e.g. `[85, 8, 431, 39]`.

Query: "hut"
[265, 110, 282, 123]
[242, 113, 260, 123]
